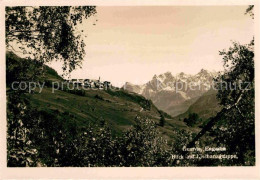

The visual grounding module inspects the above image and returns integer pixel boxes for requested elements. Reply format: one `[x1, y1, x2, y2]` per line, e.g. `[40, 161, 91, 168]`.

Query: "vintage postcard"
[0, 0, 259, 179]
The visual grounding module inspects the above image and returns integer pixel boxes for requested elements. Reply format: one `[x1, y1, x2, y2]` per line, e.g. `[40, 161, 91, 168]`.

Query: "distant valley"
[123, 69, 221, 118]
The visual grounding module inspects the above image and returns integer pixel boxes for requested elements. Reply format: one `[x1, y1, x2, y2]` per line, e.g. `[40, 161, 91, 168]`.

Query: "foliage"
[184, 113, 202, 127]
[6, 51, 42, 86]
[6, 6, 96, 74]
[7, 92, 40, 167]
[245, 5, 254, 19]
[7, 100, 173, 167]
[211, 39, 255, 165]
[116, 116, 171, 166]
[94, 94, 104, 101]
[159, 114, 165, 127]
[171, 129, 194, 166]
[44, 66, 62, 79]
[184, 6, 255, 166]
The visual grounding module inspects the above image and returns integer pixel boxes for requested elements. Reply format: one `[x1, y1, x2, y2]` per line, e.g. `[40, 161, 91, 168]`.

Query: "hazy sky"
[49, 6, 254, 86]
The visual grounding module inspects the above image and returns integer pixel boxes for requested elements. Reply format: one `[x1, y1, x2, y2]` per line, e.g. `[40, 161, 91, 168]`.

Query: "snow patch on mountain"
[123, 69, 218, 116]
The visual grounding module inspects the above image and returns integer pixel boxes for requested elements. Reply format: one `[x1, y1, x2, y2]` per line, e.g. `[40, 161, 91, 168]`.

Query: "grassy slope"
[30, 86, 192, 141]
[174, 89, 222, 129]
[6, 51, 202, 142]
[27, 65, 190, 141]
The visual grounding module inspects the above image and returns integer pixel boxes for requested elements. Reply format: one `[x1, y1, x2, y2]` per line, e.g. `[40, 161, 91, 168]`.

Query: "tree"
[159, 114, 165, 127]
[6, 51, 42, 86]
[116, 116, 171, 166]
[187, 40, 254, 165]
[184, 113, 202, 127]
[6, 7, 97, 166]
[213, 39, 254, 165]
[7, 92, 40, 167]
[6, 6, 96, 75]
[186, 6, 255, 166]
[6, 52, 43, 166]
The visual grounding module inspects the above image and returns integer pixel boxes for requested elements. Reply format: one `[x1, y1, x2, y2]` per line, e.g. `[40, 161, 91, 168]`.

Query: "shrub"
[184, 113, 202, 127]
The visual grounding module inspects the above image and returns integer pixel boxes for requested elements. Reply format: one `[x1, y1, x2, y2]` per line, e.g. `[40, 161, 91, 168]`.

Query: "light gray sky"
[49, 6, 254, 86]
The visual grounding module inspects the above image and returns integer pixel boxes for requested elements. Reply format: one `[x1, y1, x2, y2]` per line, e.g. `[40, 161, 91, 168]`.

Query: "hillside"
[6, 51, 196, 142]
[175, 89, 222, 126]
[29, 83, 199, 141]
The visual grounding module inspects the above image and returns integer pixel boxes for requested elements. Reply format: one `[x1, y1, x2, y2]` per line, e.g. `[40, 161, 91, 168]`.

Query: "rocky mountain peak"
[123, 68, 218, 117]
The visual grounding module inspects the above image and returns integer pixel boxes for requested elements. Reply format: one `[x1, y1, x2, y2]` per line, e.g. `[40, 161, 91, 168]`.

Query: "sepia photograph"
[0, 0, 259, 179]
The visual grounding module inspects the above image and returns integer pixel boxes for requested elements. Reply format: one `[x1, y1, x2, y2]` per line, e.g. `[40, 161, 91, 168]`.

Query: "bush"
[115, 116, 171, 166]
[65, 89, 85, 96]
[159, 114, 165, 127]
[94, 94, 104, 101]
[184, 113, 202, 127]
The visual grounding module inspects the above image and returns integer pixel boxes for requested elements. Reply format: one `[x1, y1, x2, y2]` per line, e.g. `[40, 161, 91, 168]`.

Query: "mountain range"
[123, 69, 221, 117]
